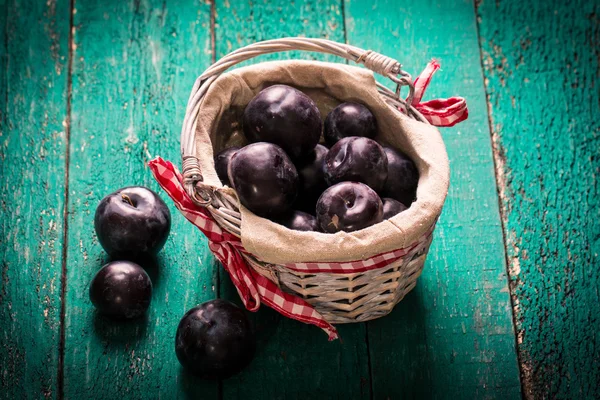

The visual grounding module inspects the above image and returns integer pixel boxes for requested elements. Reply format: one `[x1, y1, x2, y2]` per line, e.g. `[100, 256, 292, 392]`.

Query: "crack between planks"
[211, 2, 222, 399]
[340, 0, 348, 46]
[57, 0, 75, 398]
[472, 1, 528, 399]
[3, 0, 8, 127]
[365, 324, 374, 400]
[340, 0, 350, 68]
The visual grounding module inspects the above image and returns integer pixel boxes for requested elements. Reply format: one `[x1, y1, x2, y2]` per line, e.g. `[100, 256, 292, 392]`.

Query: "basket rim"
[180, 59, 449, 265]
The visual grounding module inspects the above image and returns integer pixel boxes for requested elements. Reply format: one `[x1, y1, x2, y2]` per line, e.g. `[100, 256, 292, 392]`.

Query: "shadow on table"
[219, 269, 283, 357]
[179, 366, 219, 399]
[366, 286, 433, 398]
[92, 312, 149, 344]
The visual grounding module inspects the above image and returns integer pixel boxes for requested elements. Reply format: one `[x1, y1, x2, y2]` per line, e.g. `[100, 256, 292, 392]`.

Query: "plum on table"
[89, 261, 152, 320]
[175, 299, 255, 379]
[94, 186, 171, 259]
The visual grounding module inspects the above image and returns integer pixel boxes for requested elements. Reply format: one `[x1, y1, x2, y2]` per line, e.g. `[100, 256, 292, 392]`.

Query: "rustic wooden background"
[1, 0, 598, 399]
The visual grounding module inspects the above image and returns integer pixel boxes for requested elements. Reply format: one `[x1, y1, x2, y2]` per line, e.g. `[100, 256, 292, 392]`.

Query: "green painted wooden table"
[1, 0, 598, 398]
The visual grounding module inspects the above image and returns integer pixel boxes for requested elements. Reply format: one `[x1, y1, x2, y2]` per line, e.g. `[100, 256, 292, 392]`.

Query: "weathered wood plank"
[0, 0, 69, 398]
[62, 1, 218, 398]
[345, 0, 522, 397]
[476, 0, 600, 398]
[215, 1, 370, 399]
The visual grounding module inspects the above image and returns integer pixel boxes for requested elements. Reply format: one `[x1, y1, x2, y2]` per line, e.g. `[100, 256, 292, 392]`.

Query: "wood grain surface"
[62, 1, 217, 398]
[1, 0, 599, 398]
[476, 0, 600, 398]
[345, 0, 522, 398]
[0, 0, 69, 398]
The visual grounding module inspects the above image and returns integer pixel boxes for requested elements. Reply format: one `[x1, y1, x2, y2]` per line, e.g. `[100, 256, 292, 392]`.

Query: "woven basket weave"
[179, 38, 439, 324]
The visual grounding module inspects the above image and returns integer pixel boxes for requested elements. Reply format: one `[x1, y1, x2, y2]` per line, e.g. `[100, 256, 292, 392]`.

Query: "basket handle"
[180, 37, 416, 207]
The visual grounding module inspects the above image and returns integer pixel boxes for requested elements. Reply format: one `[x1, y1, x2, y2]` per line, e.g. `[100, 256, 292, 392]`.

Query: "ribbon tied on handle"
[409, 60, 468, 127]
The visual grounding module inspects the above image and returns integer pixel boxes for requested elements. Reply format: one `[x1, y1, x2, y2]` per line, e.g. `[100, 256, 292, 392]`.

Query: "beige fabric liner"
[192, 60, 449, 264]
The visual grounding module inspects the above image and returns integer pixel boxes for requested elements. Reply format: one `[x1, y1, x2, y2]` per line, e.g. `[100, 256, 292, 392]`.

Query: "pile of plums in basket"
[90, 186, 255, 379]
[215, 84, 419, 232]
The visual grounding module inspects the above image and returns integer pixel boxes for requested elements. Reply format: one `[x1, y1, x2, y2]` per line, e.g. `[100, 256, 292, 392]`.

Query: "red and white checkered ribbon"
[410, 60, 468, 127]
[283, 237, 428, 274]
[149, 157, 434, 341]
[149, 157, 340, 340]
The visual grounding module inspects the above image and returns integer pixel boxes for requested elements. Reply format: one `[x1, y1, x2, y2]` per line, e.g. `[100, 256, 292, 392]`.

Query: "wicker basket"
[178, 38, 444, 324]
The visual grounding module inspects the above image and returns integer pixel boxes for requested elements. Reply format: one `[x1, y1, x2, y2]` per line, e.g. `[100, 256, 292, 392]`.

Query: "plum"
[175, 299, 255, 379]
[324, 102, 377, 147]
[382, 197, 408, 219]
[382, 147, 419, 206]
[316, 182, 383, 233]
[243, 85, 322, 160]
[214, 146, 240, 187]
[324, 136, 388, 192]
[277, 210, 319, 231]
[294, 144, 329, 212]
[228, 142, 298, 218]
[94, 186, 171, 259]
[89, 261, 152, 320]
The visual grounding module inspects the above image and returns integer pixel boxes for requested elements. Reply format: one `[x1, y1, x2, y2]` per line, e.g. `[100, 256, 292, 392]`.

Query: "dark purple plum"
[243, 84, 322, 160]
[277, 210, 319, 231]
[214, 146, 240, 187]
[324, 102, 377, 147]
[324, 136, 388, 192]
[94, 186, 171, 259]
[294, 144, 329, 212]
[228, 142, 298, 218]
[316, 182, 383, 233]
[89, 261, 152, 320]
[382, 147, 419, 206]
[175, 299, 255, 379]
[382, 197, 408, 219]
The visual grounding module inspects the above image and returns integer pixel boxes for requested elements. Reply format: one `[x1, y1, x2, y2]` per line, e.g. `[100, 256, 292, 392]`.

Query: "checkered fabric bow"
[410, 60, 468, 127]
[149, 158, 340, 340]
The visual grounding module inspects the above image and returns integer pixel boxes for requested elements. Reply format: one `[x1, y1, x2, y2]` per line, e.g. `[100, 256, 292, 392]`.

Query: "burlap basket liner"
[191, 59, 449, 265]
